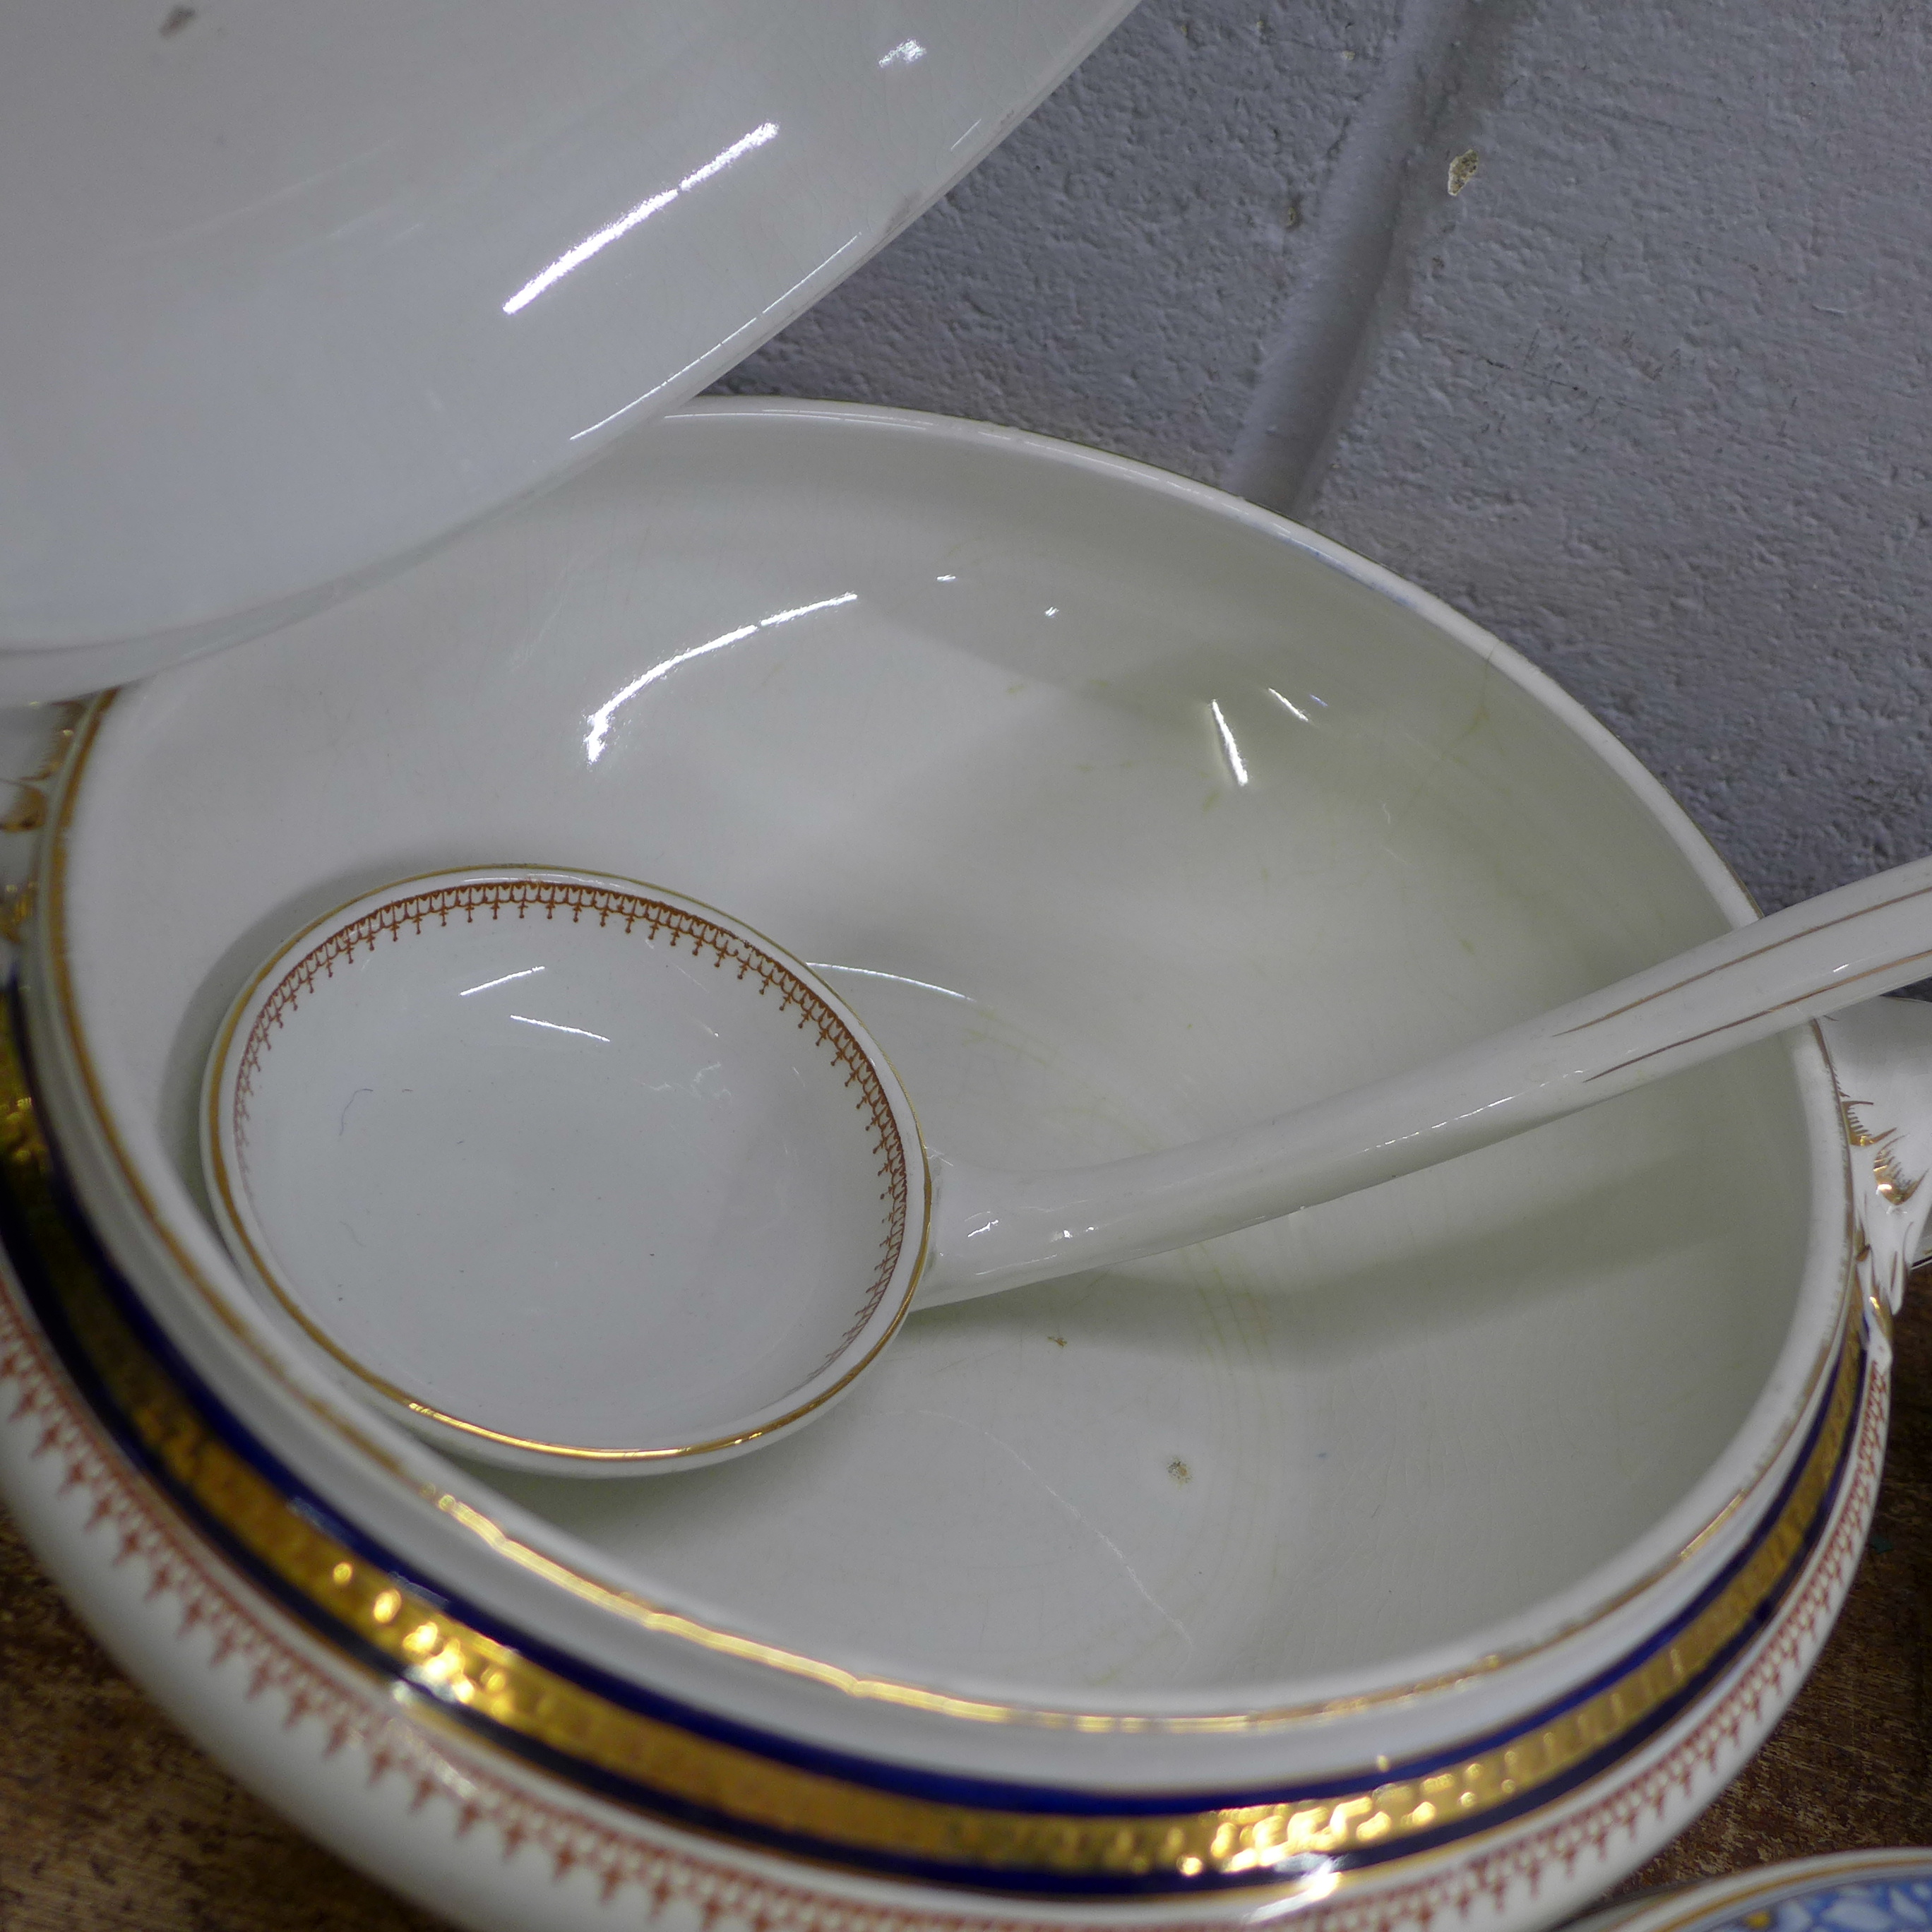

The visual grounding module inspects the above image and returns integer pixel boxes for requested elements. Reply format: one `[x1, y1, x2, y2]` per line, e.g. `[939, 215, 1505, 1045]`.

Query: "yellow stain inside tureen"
[0, 999, 1862, 1883]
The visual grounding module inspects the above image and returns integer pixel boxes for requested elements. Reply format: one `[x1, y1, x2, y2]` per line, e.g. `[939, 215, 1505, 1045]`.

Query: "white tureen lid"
[0, 0, 1133, 700]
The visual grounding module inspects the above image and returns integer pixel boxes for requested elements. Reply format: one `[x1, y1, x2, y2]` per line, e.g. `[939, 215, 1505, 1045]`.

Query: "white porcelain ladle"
[204, 860, 1932, 1474]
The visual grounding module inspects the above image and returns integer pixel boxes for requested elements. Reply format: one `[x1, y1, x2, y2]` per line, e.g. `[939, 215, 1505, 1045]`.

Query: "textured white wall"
[719, 0, 1932, 917]
[720, 0, 1402, 477]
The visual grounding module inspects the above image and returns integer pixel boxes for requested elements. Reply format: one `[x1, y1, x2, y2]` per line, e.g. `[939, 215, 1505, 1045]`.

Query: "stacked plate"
[2, 8, 1929, 1931]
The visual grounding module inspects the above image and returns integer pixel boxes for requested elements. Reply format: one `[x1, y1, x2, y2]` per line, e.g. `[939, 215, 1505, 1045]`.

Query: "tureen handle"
[1818, 998, 1932, 1371]
[0, 701, 80, 966]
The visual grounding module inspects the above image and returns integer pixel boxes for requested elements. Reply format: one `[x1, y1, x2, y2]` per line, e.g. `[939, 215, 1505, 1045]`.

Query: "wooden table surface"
[6, 1284, 1931, 1931]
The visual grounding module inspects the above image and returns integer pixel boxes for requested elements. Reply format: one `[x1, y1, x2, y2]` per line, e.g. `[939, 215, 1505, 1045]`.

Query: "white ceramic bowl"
[4, 402, 1922, 1926]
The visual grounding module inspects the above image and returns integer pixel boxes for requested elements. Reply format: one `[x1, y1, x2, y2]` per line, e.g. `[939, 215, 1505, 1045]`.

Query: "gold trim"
[1840, 1097, 1922, 1207]
[1563, 876, 1932, 1035]
[1585, 948, 1932, 1083]
[0, 990, 1869, 1880]
[1, 782, 46, 835]
[205, 870, 922, 1462]
[34, 690, 1859, 1736]
[0, 881, 35, 948]
[18, 701, 82, 786]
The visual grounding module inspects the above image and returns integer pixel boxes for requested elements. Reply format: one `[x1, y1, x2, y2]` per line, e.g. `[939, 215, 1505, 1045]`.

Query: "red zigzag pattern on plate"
[0, 1277, 1887, 1932]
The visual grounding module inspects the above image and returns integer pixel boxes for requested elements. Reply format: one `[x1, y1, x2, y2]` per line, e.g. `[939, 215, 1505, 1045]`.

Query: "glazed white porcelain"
[204, 869, 924, 1465]
[203, 846, 1932, 1472]
[0, 0, 1132, 698]
[7, 405, 1931, 1924]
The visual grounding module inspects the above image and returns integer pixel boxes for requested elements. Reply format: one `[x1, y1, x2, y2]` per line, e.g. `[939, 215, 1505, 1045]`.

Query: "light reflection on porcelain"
[584, 592, 859, 763]
[0, 2, 1133, 699]
[0, 403, 1928, 1931]
[501, 123, 783, 318]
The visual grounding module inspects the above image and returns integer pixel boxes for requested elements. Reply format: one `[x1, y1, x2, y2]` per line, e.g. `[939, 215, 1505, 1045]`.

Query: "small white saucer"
[201, 869, 925, 1469]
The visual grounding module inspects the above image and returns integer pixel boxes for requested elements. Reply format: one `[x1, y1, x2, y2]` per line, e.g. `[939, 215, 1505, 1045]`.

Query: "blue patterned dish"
[1568, 1855, 1932, 1932]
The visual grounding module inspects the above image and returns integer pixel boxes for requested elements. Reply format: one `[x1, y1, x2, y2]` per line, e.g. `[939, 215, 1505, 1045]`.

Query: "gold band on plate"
[0, 992, 1864, 1886]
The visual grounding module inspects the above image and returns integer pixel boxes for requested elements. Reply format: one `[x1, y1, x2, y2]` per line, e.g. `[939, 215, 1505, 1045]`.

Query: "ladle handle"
[918, 852, 1932, 1306]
